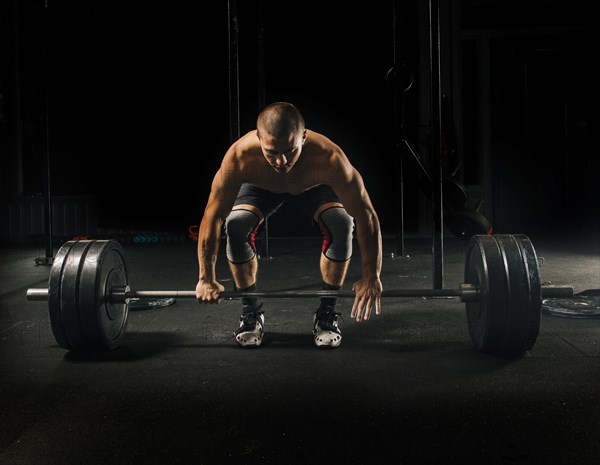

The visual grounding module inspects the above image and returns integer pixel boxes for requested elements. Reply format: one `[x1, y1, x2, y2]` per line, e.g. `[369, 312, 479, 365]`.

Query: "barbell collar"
[111, 285, 131, 303]
[26, 288, 49, 301]
[459, 284, 479, 302]
[539, 286, 574, 299]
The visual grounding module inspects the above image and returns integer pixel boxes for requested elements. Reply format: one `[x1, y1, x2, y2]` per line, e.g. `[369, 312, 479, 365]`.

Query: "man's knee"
[225, 209, 260, 263]
[318, 207, 354, 261]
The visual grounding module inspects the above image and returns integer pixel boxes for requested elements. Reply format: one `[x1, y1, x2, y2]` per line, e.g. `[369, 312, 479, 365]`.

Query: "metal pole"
[10, 0, 24, 198]
[429, 0, 444, 289]
[392, 0, 406, 258]
[257, 0, 266, 111]
[256, 0, 272, 260]
[228, 0, 240, 143]
[40, 0, 53, 263]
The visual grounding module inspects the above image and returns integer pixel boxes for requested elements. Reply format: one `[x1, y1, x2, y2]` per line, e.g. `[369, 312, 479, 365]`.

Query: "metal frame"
[428, 0, 444, 289]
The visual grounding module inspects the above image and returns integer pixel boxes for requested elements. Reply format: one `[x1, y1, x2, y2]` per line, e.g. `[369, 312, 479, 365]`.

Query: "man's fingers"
[356, 294, 368, 322]
[351, 287, 361, 318]
[354, 296, 363, 321]
[363, 296, 373, 320]
[211, 292, 222, 304]
[351, 286, 383, 322]
[198, 294, 221, 304]
[353, 298, 362, 321]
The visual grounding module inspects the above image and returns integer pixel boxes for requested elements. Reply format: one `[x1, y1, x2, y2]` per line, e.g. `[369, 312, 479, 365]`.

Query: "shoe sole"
[236, 330, 264, 347]
[313, 330, 342, 348]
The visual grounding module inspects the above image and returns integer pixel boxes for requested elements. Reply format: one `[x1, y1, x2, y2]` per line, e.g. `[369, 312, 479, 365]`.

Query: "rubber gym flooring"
[1, 232, 599, 464]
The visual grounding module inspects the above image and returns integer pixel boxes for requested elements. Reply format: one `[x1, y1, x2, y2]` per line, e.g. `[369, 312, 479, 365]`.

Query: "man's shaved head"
[257, 102, 305, 138]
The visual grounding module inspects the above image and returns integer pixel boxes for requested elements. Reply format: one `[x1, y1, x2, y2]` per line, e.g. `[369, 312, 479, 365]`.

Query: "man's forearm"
[356, 212, 382, 279]
[198, 218, 223, 281]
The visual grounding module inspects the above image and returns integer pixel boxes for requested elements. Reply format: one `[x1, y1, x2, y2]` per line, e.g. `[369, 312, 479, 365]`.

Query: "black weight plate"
[79, 240, 129, 351]
[445, 207, 492, 242]
[495, 235, 537, 355]
[464, 235, 509, 355]
[465, 235, 541, 357]
[512, 234, 542, 350]
[59, 240, 95, 351]
[48, 241, 77, 349]
[420, 175, 468, 210]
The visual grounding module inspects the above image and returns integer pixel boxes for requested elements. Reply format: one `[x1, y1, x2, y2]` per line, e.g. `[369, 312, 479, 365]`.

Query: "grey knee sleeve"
[225, 209, 260, 263]
[318, 207, 354, 262]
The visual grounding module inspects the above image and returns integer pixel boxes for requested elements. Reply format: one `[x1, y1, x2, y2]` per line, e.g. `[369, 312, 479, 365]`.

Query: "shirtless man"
[195, 102, 382, 348]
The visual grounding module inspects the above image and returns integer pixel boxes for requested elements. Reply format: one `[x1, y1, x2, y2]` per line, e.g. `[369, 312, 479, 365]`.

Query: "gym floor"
[1, 232, 599, 464]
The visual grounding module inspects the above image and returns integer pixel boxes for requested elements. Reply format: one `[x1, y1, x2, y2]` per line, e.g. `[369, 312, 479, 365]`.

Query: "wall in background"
[1, 0, 598, 243]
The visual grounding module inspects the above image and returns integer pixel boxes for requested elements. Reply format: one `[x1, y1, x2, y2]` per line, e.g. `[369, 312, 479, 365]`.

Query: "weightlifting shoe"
[235, 304, 264, 347]
[313, 305, 342, 348]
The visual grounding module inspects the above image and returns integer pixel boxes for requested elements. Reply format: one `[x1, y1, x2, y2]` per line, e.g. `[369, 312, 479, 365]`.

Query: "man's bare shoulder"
[304, 130, 352, 169]
[226, 130, 262, 163]
[217, 131, 268, 186]
[305, 130, 338, 155]
[303, 130, 340, 165]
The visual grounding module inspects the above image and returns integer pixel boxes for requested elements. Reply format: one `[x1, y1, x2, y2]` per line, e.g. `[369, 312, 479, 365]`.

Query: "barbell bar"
[25, 235, 574, 357]
[27, 285, 572, 303]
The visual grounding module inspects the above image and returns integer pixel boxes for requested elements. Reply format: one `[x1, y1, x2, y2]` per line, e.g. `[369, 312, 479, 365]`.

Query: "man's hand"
[196, 280, 225, 304]
[351, 277, 382, 322]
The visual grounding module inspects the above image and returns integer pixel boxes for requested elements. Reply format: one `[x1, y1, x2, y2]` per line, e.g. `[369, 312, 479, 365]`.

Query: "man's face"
[258, 129, 306, 174]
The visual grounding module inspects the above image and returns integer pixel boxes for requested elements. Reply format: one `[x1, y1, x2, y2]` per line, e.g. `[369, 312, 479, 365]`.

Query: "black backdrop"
[34, 0, 420, 234]
[12, 0, 597, 238]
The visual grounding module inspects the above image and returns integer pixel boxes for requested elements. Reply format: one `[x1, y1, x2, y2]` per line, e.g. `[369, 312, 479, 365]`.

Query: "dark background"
[1, 0, 599, 241]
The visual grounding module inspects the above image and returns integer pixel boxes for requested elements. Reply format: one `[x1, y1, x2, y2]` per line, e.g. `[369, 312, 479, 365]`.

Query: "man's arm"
[196, 150, 242, 302]
[328, 151, 383, 321]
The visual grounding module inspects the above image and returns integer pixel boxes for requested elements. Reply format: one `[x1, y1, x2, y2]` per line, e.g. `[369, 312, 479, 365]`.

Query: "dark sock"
[237, 283, 259, 311]
[321, 282, 341, 309]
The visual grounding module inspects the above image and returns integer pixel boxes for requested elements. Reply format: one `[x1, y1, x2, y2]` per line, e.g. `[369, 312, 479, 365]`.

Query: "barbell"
[26, 234, 573, 356]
